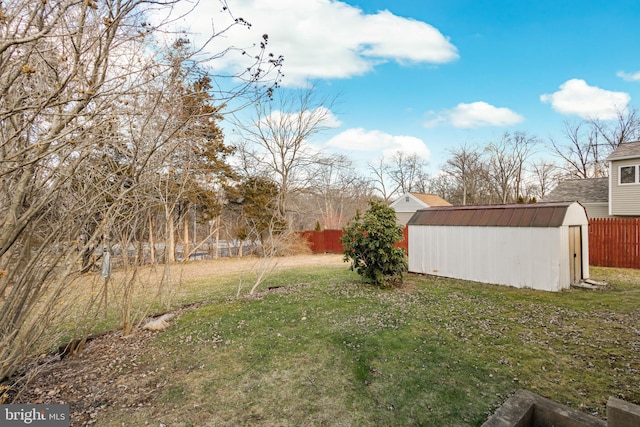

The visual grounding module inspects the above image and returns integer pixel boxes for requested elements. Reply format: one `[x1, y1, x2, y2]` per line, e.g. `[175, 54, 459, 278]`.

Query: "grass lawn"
[84, 264, 640, 426]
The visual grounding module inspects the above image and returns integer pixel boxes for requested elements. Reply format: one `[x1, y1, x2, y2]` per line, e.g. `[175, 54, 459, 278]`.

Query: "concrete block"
[483, 389, 606, 427]
[607, 397, 640, 427]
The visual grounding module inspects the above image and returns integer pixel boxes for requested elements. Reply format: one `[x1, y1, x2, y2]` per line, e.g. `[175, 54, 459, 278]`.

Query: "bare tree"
[485, 132, 537, 203]
[0, 0, 282, 380]
[426, 173, 458, 202]
[550, 109, 640, 179]
[0, 0, 166, 379]
[550, 120, 607, 178]
[592, 107, 640, 151]
[443, 144, 487, 205]
[367, 157, 397, 203]
[235, 220, 307, 296]
[510, 132, 538, 200]
[367, 151, 429, 202]
[232, 88, 337, 223]
[305, 154, 374, 229]
[530, 160, 560, 199]
[387, 152, 430, 195]
[485, 138, 519, 204]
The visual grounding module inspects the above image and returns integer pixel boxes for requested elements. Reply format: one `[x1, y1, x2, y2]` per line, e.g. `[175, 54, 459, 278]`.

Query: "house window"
[405, 196, 410, 202]
[620, 165, 638, 184]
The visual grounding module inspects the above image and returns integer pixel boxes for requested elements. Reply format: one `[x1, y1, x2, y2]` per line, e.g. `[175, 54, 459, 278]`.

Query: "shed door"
[569, 226, 582, 284]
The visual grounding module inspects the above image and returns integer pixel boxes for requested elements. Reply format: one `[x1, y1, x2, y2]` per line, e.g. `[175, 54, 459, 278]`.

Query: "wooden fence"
[302, 219, 639, 270]
[589, 218, 640, 269]
[299, 230, 345, 254]
[300, 227, 409, 255]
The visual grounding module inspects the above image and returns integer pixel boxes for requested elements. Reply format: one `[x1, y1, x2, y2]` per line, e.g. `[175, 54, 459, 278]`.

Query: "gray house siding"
[542, 178, 610, 218]
[610, 158, 640, 216]
[584, 203, 611, 219]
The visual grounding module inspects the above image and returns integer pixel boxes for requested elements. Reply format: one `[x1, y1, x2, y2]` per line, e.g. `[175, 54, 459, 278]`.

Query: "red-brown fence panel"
[589, 218, 640, 269]
[300, 227, 409, 255]
[299, 230, 323, 253]
[396, 226, 409, 254]
[299, 230, 344, 254]
[323, 229, 344, 253]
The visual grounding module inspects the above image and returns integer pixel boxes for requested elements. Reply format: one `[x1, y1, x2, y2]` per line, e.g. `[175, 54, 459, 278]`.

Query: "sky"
[167, 0, 640, 174]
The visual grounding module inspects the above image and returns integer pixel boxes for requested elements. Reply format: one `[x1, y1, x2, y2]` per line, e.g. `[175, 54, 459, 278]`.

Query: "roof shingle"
[543, 178, 608, 203]
[605, 141, 640, 161]
[409, 193, 452, 207]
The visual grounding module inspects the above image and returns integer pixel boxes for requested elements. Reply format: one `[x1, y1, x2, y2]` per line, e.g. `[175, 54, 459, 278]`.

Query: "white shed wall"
[408, 226, 566, 291]
[563, 202, 590, 226]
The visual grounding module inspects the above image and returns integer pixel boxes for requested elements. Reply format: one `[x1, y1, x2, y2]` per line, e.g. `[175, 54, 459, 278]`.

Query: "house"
[544, 141, 640, 218]
[543, 178, 608, 218]
[390, 192, 452, 225]
[606, 141, 640, 216]
[407, 202, 589, 292]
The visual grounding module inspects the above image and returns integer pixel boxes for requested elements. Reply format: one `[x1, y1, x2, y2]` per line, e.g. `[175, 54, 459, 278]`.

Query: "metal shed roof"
[407, 202, 579, 227]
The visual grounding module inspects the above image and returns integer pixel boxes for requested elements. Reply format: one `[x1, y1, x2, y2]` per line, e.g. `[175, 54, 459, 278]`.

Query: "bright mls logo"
[1, 404, 69, 426]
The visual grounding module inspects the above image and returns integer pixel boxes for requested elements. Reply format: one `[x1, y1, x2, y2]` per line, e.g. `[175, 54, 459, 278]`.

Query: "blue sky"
[172, 0, 640, 173]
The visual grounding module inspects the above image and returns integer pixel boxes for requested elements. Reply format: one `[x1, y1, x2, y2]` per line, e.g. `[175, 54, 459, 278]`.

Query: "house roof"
[605, 141, 640, 161]
[542, 178, 608, 204]
[407, 202, 581, 228]
[409, 193, 452, 207]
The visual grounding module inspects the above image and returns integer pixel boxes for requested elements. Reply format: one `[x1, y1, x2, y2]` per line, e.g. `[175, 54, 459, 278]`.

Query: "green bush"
[340, 200, 407, 287]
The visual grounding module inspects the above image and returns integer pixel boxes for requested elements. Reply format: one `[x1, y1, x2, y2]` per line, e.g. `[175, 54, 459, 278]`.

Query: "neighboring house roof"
[389, 192, 452, 211]
[543, 178, 608, 204]
[605, 141, 640, 161]
[408, 193, 452, 207]
[408, 202, 582, 228]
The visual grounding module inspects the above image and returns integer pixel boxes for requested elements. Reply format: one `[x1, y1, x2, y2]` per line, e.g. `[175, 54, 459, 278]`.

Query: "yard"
[9, 255, 640, 426]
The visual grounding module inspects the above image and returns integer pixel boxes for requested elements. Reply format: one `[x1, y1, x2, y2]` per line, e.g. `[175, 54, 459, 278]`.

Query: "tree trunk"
[149, 213, 156, 264]
[214, 218, 220, 259]
[167, 209, 175, 263]
[182, 210, 190, 261]
[462, 181, 467, 206]
[137, 240, 144, 266]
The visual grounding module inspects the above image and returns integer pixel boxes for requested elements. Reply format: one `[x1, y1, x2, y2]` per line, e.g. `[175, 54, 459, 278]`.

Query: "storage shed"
[407, 202, 589, 292]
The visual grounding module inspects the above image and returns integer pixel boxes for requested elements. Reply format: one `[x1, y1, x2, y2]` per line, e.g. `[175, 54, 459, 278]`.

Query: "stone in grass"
[143, 313, 176, 331]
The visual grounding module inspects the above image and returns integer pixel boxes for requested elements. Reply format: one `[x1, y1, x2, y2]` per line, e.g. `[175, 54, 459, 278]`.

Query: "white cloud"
[263, 106, 342, 129]
[424, 102, 524, 129]
[540, 79, 630, 120]
[159, 0, 458, 87]
[312, 107, 342, 128]
[325, 128, 431, 160]
[617, 70, 640, 82]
